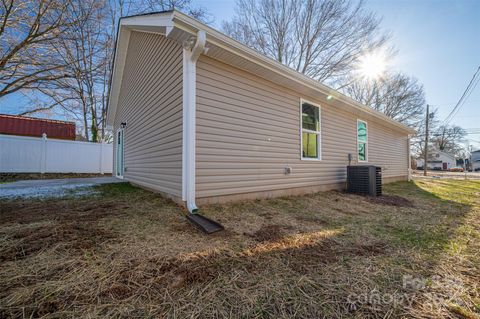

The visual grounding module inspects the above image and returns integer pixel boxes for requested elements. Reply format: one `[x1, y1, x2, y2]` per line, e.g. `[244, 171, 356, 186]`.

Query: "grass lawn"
[0, 179, 479, 318]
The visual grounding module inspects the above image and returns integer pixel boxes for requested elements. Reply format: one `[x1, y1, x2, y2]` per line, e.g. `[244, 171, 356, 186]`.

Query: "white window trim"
[300, 98, 322, 161]
[357, 119, 368, 163]
[116, 127, 125, 179]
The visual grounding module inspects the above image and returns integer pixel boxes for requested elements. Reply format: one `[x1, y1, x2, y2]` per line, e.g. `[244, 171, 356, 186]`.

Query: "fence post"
[99, 142, 104, 174]
[40, 133, 47, 174]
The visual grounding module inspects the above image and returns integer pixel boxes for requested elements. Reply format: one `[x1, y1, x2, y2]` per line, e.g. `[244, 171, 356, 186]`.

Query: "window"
[301, 100, 321, 160]
[357, 120, 368, 162]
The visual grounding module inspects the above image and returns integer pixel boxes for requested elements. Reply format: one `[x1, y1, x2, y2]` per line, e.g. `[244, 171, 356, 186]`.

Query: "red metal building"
[0, 114, 76, 140]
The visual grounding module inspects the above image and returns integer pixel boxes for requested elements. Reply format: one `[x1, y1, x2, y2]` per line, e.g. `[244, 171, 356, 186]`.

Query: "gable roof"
[107, 10, 415, 134]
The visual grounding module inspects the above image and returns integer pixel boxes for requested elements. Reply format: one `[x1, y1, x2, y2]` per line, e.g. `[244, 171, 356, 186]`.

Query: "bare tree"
[52, 0, 110, 142]
[6, 0, 211, 141]
[222, 0, 388, 85]
[17, 0, 108, 142]
[134, 0, 212, 21]
[0, 0, 86, 98]
[343, 72, 425, 127]
[222, 0, 436, 134]
[431, 125, 467, 155]
[410, 109, 439, 158]
[410, 108, 467, 158]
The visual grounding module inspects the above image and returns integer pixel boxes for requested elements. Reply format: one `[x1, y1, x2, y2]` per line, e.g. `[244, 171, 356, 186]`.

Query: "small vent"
[347, 165, 382, 196]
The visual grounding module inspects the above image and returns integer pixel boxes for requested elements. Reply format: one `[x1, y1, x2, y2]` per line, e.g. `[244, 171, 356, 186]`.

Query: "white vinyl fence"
[0, 134, 113, 174]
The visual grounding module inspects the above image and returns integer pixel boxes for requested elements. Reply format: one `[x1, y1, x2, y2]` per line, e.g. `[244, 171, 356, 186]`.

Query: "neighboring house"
[416, 150, 456, 170]
[0, 114, 75, 140]
[106, 10, 414, 211]
[472, 150, 480, 171]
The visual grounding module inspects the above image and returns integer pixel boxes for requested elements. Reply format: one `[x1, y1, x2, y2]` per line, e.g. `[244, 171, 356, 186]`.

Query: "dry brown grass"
[0, 173, 111, 183]
[0, 180, 479, 318]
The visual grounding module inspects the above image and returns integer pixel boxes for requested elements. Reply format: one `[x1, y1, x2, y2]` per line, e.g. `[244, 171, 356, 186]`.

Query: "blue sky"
[199, 0, 480, 149]
[1, 0, 479, 148]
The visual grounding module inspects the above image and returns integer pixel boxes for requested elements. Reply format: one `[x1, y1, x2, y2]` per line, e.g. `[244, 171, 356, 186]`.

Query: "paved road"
[0, 177, 125, 199]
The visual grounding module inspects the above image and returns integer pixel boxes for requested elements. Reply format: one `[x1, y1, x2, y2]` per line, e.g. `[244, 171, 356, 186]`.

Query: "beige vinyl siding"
[113, 31, 183, 198]
[196, 55, 408, 199]
[368, 122, 409, 177]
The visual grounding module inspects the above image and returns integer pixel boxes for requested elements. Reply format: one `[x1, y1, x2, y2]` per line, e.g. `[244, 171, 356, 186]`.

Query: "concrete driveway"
[0, 177, 125, 199]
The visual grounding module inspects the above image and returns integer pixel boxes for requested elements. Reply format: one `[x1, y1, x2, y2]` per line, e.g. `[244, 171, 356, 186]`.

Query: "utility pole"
[424, 104, 429, 176]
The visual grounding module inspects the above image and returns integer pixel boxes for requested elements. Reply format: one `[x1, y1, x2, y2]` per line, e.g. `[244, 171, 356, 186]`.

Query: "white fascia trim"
[106, 28, 131, 127]
[182, 30, 206, 213]
[120, 14, 174, 28]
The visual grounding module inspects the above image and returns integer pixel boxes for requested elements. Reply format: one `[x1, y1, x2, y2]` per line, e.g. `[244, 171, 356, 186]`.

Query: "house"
[106, 10, 414, 212]
[416, 150, 456, 170]
[0, 114, 75, 140]
[472, 150, 480, 171]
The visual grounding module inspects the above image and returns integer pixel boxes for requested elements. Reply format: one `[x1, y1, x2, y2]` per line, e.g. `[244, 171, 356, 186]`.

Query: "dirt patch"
[0, 200, 125, 224]
[168, 264, 217, 288]
[100, 284, 134, 300]
[1, 222, 115, 262]
[247, 224, 295, 242]
[103, 254, 221, 296]
[282, 240, 339, 271]
[0, 196, 126, 263]
[367, 195, 414, 207]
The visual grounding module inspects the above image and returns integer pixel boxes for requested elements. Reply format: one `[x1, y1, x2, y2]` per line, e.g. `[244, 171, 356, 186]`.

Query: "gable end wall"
[113, 31, 183, 198]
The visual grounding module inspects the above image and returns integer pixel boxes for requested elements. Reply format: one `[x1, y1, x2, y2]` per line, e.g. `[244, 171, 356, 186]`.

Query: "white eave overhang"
[107, 10, 415, 135]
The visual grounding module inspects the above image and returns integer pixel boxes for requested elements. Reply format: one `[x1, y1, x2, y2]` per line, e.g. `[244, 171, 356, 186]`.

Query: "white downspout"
[182, 30, 206, 214]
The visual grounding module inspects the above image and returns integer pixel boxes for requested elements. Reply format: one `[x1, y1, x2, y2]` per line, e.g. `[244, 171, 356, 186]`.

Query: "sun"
[358, 51, 387, 80]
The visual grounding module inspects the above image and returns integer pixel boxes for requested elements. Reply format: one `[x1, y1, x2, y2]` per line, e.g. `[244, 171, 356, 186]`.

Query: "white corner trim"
[407, 135, 412, 181]
[182, 30, 206, 213]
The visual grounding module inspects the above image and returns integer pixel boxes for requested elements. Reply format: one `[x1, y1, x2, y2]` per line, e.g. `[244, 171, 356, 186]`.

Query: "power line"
[429, 99, 480, 107]
[443, 66, 480, 124]
[443, 66, 480, 125]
